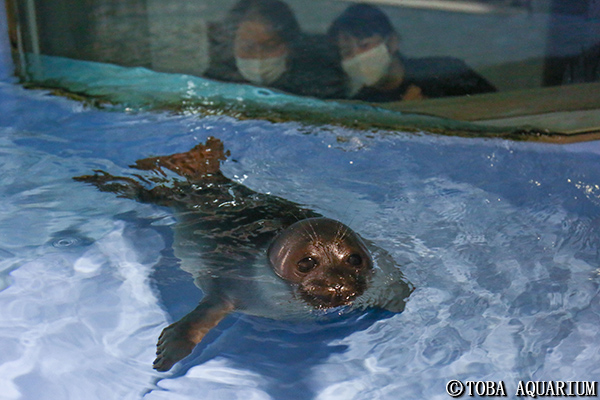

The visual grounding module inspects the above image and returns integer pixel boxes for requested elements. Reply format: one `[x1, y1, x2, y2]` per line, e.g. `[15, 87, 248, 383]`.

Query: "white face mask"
[341, 42, 392, 95]
[236, 55, 287, 85]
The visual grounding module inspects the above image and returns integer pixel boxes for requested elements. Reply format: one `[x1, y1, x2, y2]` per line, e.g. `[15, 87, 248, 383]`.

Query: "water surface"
[0, 74, 599, 399]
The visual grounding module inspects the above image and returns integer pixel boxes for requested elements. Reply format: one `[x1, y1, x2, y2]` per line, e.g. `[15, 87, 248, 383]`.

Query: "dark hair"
[228, 0, 301, 45]
[327, 3, 396, 40]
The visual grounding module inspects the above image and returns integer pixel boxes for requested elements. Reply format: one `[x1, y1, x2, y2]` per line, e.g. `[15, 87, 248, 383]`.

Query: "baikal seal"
[74, 137, 413, 372]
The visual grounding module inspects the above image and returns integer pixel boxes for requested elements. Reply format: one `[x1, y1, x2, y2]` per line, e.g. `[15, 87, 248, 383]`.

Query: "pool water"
[1, 79, 600, 399]
[1, 14, 600, 400]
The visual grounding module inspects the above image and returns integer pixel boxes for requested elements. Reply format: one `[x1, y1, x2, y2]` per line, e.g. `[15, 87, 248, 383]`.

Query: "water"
[1, 80, 599, 399]
[1, 20, 600, 400]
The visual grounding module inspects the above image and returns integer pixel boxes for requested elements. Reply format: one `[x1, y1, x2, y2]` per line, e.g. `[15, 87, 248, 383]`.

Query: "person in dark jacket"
[205, 0, 345, 99]
[327, 3, 497, 102]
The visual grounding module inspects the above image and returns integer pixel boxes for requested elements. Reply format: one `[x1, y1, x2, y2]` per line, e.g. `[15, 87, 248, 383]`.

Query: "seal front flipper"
[153, 296, 235, 372]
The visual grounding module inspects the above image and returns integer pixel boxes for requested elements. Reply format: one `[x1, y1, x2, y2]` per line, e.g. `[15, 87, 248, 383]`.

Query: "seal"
[74, 137, 412, 372]
[268, 217, 373, 308]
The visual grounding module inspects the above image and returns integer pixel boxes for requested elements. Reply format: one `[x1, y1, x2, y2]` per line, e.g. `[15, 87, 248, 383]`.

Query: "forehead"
[236, 19, 281, 42]
[337, 31, 383, 45]
[295, 225, 362, 250]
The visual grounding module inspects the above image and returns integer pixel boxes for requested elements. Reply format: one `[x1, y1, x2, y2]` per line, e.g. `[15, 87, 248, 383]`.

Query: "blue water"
[1, 80, 600, 399]
[1, 10, 600, 400]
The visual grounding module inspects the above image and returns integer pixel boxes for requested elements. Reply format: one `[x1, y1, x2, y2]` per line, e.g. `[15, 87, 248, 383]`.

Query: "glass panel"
[5, 0, 600, 139]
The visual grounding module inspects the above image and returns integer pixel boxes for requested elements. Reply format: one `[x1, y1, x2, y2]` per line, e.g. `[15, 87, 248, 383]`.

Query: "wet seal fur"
[269, 218, 373, 308]
[74, 137, 413, 372]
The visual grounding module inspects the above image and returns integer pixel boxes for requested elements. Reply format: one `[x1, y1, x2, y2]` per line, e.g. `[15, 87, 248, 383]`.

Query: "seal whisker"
[306, 218, 320, 244]
[300, 219, 317, 243]
[333, 222, 343, 244]
[335, 221, 349, 244]
[340, 223, 348, 241]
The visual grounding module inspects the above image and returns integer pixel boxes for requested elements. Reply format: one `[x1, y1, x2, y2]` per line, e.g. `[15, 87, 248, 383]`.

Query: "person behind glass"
[231, 0, 296, 87]
[327, 3, 497, 102]
[206, 0, 345, 99]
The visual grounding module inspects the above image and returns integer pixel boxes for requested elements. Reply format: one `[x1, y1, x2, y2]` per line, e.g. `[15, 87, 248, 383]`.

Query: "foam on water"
[0, 79, 599, 400]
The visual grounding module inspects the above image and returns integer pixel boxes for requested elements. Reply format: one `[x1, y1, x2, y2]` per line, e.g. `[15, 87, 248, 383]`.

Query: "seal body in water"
[75, 137, 412, 372]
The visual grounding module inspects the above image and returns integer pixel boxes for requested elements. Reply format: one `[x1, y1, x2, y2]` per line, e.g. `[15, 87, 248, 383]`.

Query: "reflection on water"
[0, 80, 600, 399]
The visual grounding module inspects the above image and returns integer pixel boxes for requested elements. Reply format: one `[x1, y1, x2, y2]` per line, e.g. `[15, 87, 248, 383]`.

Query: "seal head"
[268, 217, 373, 308]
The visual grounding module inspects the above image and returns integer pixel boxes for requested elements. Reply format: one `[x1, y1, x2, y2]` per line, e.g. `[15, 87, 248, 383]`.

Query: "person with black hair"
[205, 0, 345, 99]
[328, 3, 497, 102]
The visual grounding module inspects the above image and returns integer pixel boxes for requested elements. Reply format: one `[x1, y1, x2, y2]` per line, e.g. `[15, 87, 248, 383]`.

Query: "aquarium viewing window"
[5, 0, 600, 140]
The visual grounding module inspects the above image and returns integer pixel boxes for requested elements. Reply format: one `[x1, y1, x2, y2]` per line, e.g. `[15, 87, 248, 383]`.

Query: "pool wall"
[1, 0, 14, 80]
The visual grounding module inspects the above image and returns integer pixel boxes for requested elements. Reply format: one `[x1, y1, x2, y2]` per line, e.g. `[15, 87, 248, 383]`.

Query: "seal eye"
[297, 257, 318, 273]
[347, 254, 362, 266]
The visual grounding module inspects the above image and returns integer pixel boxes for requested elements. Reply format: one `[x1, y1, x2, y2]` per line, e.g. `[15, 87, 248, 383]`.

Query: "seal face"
[268, 217, 373, 308]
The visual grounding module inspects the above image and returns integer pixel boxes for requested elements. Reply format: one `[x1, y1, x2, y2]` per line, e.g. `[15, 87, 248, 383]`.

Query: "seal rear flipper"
[73, 171, 174, 206]
[153, 296, 235, 372]
[132, 137, 230, 184]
